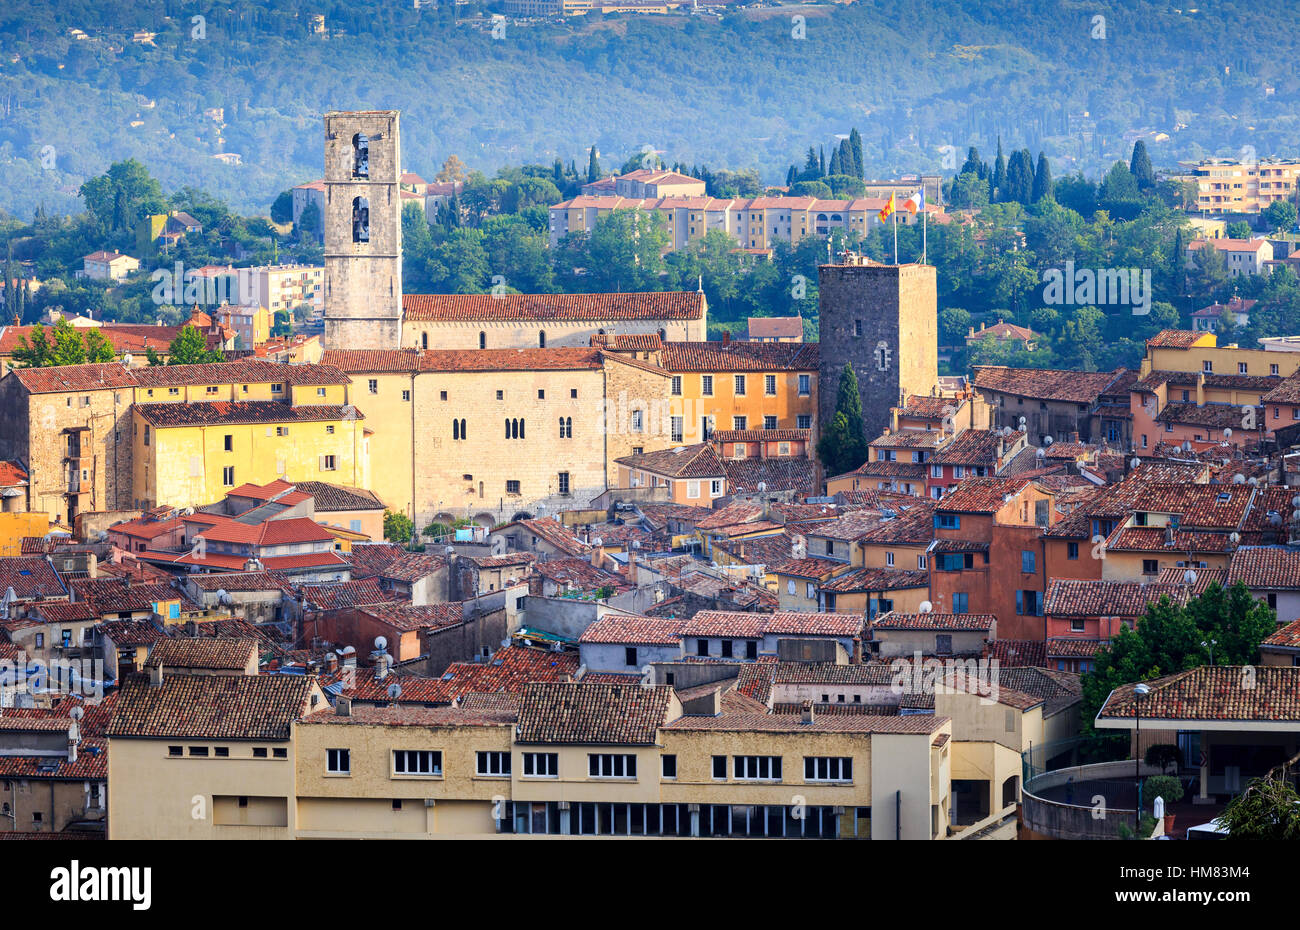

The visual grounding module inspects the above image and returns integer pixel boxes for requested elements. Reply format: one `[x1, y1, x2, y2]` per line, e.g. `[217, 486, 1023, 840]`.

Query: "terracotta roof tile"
[1226, 546, 1300, 590]
[1044, 579, 1189, 617]
[134, 401, 361, 427]
[1098, 666, 1300, 722]
[660, 341, 818, 372]
[403, 292, 705, 322]
[972, 366, 1122, 404]
[107, 672, 317, 739]
[516, 682, 674, 745]
[145, 637, 257, 670]
[871, 611, 995, 631]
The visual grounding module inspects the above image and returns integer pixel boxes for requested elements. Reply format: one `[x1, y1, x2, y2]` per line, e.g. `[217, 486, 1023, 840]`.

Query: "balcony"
[1020, 760, 1164, 839]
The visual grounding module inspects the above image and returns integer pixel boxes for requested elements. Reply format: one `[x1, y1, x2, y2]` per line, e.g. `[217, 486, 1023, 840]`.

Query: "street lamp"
[1134, 683, 1151, 823]
[1201, 639, 1217, 665]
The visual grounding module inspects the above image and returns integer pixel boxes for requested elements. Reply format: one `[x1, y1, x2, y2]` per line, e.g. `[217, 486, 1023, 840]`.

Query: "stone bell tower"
[322, 110, 403, 350]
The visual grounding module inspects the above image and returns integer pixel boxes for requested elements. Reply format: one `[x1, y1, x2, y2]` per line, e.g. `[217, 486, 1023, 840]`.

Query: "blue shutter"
[1015, 590, 1024, 615]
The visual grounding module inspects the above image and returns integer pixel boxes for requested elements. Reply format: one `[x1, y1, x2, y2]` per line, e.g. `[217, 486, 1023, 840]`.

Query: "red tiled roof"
[935, 477, 1034, 513]
[0, 460, 29, 486]
[931, 429, 1020, 465]
[818, 567, 929, 593]
[0, 557, 67, 599]
[499, 516, 590, 556]
[300, 577, 391, 610]
[972, 366, 1122, 404]
[664, 712, 946, 734]
[1105, 526, 1235, 554]
[1044, 580, 1188, 617]
[1097, 666, 1300, 722]
[516, 682, 675, 745]
[615, 443, 725, 480]
[1226, 546, 1300, 590]
[747, 316, 803, 339]
[134, 401, 360, 427]
[1262, 620, 1300, 649]
[402, 292, 705, 322]
[8, 363, 139, 394]
[1145, 329, 1210, 348]
[660, 341, 818, 372]
[871, 611, 995, 631]
[107, 672, 317, 739]
[146, 637, 257, 670]
[579, 614, 687, 645]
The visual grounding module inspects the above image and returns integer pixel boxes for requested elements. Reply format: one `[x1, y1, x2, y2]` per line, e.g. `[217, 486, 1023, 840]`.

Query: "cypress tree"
[1031, 152, 1054, 202]
[816, 364, 869, 476]
[587, 146, 600, 183]
[1130, 140, 1156, 190]
[849, 128, 864, 178]
[829, 146, 843, 177]
[819, 146, 826, 178]
[991, 137, 1007, 202]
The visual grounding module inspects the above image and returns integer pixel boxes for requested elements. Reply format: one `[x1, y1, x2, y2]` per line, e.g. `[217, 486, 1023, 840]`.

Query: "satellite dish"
[1292, 495, 1300, 509]
[1269, 511, 1283, 527]
[1036, 447, 1046, 459]
[592, 537, 603, 547]
[1044, 435, 1054, 446]
[757, 481, 767, 493]
[386, 682, 402, 700]
[69, 707, 84, 721]
[1249, 477, 1259, 486]
[121, 353, 133, 367]
[374, 636, 387, 650]
[1130, 457, 1141, 469]
[1183, 569, 1197, 585]
[1223, 428, 1233, 439]
[500, 638, 510, 648]
[1233, 473, 1246, 484]
[632, 540, 641, 549]
[445, 545, 455, 555]
[1229, 532, 1241, 544]
[918, 600, 933, 613]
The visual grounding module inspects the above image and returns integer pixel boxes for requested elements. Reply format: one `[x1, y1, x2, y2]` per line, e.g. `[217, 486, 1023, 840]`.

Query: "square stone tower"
[322, 110, 403, 350]
[817, 260, 938, 444]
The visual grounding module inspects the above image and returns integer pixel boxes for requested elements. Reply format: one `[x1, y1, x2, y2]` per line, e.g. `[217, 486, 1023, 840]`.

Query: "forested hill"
[1, 0, 1297, 217]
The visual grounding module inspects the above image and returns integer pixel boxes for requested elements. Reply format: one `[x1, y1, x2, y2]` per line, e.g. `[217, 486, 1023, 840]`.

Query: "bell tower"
[322, 110, 403, 350]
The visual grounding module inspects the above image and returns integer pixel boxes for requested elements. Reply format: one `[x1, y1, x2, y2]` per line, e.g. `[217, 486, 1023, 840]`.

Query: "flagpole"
[923, 207, 927, 265]
[893, 210, 898, 265]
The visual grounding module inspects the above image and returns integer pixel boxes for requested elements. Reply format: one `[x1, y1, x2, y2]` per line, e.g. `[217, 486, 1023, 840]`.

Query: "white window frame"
[476, 751, 511, 777]
[393, 750, 442, 776]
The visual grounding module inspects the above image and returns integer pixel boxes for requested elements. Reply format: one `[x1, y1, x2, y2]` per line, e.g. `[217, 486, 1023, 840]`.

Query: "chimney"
[850, 636, 863, 665]
[721, 330, 730, 345]
[591, 542, 605, 568]
[325, 652, 338, 674]
[148, 662, 163, 688]
[627, 549, 638, 585]
[800, 701, 815, 725]
[67, 719, 80, 763]
[335, 696, 352, 717]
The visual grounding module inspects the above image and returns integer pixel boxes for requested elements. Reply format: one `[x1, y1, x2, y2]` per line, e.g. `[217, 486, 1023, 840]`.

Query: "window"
[401, 390, 410, 402]
[479, 332, 487, 349]
[539, 330, 546, 348]
[271, 383, 283, 394]
[537, 389, 545, 400]
[670, 417, 683, 443]
[935, 633, 953, 655]
[687, 480, 701, 499]
[697, 638, 709, 656]
[918, 554, 928, 570]
[326, 424, 336, 435]
[252, 748, 268, 758]
[701, 375, 714, 396]
[712, 755, 727, 779]
[276, 427, 290, 437]
[806, 582, 816, 600]
[588, 754, 636, 778]
[168, 746, 182, 757]
[1239, 362, 1248, 374]
[327, 749, 350, 774]
[558, 472, 570, 495]
[1272, 364, 1280, 375]
[804, 757, 852, 782]
[1203, 360, 1213, 373]
[710, 479, 723, 497]
[352, 196, 369, 242]
[951, 592, 968, 613]
[733, 416, 747, 431]
[496, 390, 504, 400]
[662, 755, 677, 779]
[1021, 550, 1035, 573]
[797, 415, 811, 429]
[351, 132, 369, 177]
[222, 466, 235, 487]
[476, 751, 511, 777]
[765, 374, 777, 396]
[1070, 619, 1086, 633]
[522, 753, 558, 777]
[886, 551, 895, 566]
[854, 319, 863, 337]
[273, 748, 287, 759]
[734, 374, 746, 395]
[734, 755, 782, 781]
[671, 376, 682, 396]
[624, 646, 638, 667]
[798, 374, 811, 396]
[440, 391, 448, 401]
[1142, 559, 1159, 575]
[189, 746, 209, 757]
[764, 415, 778, 430]
[721, 640, 733, 658]
[630, 409, 644, 432]
[506, 480, 521, 495]
[390, 749, 441, 780]
[1067, 542, 1079, 560]
[935, 513, 960, 529]
[453, 419, 467, 440]
[143, 425, 150, 447]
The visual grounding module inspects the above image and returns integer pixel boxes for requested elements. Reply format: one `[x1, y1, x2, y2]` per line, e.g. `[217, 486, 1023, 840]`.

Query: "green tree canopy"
[815, 364, 868, 476]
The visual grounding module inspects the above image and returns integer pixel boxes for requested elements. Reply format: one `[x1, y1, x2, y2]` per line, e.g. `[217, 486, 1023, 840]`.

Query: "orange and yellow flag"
[878, 191, 896, 222]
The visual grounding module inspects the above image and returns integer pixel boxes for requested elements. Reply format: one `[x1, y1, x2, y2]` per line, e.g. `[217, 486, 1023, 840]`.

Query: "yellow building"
[132, 401, 367, 510]
[1179, 158, 1300, 213]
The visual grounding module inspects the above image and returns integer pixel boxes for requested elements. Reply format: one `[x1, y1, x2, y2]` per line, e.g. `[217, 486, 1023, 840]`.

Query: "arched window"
[453, 419, 460, 441]
[352, 197, 370, 243]
[519, 419, 525, 439]
[506, 419, 512, 439]
[560, 417, 572, 439]
[539, 330, 546, 348]
[352, 134, 370, 179]
[421, 332, 428, 349]
[460, 419, 466, 440]
[479, 481, 484, 499]
[479, 331, 486, 349]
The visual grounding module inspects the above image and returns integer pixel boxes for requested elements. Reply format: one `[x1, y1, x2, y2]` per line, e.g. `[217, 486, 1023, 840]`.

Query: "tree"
[1005, 149, 1034, 204]
[939, 307, 972, 346]
[11, 323, 53, 367]
[990, 138, 1007, 202]
[270, 190, 294, 224]
[816, 364, 868, 476]
[82, 327, 116, 362]
[437, 155, 469, 184]
[1226, 221, 1253, 240]
[1130, 141, 1156, 191]
[789, 180, 834, 199]
[79, 159, 165, 235]
[1263, 200, 1297, 233]
[165, 324, 223, 365]
[384, 509, 415, 545]
[586, 147, 601, 183]
[296, 200, 322, 242]
[1099, 161, 1143, 220]
[849, 128, 864, 179]
[1217, 775, 1300, 839]
[1031, 152, 1054, 203]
